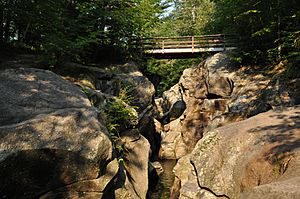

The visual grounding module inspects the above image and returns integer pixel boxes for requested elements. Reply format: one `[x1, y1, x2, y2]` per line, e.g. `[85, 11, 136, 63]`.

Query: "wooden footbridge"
[141, 34, 237, 58]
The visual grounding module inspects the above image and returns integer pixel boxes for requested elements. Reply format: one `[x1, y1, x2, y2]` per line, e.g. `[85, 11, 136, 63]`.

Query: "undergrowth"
[145, 57, 204, 96]
[82, 86, 138, 164]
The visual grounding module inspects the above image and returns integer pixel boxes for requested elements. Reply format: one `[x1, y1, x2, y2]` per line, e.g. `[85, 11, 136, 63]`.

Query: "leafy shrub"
[146, 57, 204, 95]
[82, 86, 138, 162]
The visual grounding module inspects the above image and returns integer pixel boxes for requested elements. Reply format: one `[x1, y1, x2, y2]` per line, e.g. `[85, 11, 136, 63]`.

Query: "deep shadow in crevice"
[0, 149, 100, 199]
[206, 93, 223, 99]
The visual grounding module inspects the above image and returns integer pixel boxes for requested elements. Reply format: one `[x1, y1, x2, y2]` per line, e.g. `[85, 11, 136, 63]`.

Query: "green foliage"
[173, 0, 216, 36]
[81, 85, 137, 163]
[101, 87, 138, 162]
[2, 0, 298, 74]
[105, 94, 137, 162]
[151, 0, 216, 36]
[104, 98, 138, 134]
[146, 57, 203, 95]
[0, 0, 165, 63]
[117, 85, 136, 106]
[208, 0, 300, 65]
[151, 0, 299, 71]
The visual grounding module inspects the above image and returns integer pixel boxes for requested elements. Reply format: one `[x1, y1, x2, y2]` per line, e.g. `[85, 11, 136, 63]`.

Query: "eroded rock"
[58, 62, 155, 112]
[157, 53, 234, 159]
[0, 68, 91, 126]
[115, 129, 150, 199]
[175, 106, 300, 199]
[0, 68, 113, 198]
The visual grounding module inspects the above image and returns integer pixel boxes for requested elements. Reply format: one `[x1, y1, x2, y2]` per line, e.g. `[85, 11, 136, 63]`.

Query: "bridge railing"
[141, 34, 237, 53]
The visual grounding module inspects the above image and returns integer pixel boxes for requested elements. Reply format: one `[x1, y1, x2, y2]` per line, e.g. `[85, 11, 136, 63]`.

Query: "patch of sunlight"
[24, 74, 37, 81]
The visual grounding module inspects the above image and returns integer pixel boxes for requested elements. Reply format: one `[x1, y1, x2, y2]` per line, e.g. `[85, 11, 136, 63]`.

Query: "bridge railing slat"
[141, 34, 237, 53]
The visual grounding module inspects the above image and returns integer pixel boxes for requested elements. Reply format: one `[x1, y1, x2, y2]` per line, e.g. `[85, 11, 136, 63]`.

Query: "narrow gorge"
[0, 52, 299, 199]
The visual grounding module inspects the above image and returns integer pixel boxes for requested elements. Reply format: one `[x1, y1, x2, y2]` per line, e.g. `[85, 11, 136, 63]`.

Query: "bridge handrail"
[141, 34, 237, 52]
[142, 34, 235, 40]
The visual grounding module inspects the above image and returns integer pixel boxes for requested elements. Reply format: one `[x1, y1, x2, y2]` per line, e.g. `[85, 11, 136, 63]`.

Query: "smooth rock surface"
[40, 159, 119, 198]
[58, 62, 155, 112]
[0, 68, 90, 126]
[175, 106, 300, 199]
[115, 129, 150, 199]
[0, 68, 113, 198]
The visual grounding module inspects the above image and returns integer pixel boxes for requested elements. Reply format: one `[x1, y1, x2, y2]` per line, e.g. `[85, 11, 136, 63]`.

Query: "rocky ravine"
[155, 53, 235, 160]
[155, 52, 298, 161]
[0, 52, 299, 199]
[158, 52, 300, 199]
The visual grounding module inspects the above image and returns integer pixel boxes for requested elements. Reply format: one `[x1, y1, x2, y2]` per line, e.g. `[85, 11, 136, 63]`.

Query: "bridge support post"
[223, 34, 226, 51]
[192, 36, 194, 53]
[142, 34, 237, 57]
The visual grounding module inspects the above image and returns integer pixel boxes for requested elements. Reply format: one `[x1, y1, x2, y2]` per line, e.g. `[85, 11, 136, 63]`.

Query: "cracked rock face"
[157, 53, 234, 160]
[115, 129, 150, 199]
[0, 68, 113, 198]
[59, 63, 156, 199]
[57, 62, 155, 113]
[173, 106, 300, 199]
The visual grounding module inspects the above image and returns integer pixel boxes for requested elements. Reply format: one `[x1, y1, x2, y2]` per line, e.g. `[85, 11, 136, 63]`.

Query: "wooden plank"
[141, 34, 237, 55]
[143, 40, 225, 45]
[144, 43, 227, 49]
[142, 34, 230, 40]
[145, 47, 237, 54]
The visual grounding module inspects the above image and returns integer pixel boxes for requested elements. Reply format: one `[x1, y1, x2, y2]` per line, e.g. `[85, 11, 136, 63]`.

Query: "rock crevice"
[190, 160, 230, 199]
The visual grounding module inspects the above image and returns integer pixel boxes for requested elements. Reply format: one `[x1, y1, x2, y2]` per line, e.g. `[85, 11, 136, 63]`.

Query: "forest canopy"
[0, 0, 167, 62]
[0, 0, 299, 66]
[153, 0, 300, 65]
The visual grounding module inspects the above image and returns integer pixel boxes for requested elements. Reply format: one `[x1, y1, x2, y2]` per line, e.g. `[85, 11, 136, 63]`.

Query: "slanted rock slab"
[0, 68, 113, 198]
[176, 106, 300, 199]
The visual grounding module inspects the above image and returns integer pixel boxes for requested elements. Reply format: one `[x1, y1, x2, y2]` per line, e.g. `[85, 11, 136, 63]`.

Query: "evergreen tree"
[210, 0, 300, 64]
[0, 0, 164, 63]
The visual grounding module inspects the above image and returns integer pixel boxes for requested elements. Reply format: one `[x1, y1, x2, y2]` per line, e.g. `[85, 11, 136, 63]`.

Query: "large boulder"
[57, 62, 155, 113]
[179, 64, 209, 100]
[0, 68, 91, 126]
[40, 159, 119, 199]
[174, 106, 300, 199]
[0, 68, 114, 198]
[115, 129, 151, 199]
[207, 58, 297, 122]
[204, 53, 235, 98]
[115, 70, 155, 112]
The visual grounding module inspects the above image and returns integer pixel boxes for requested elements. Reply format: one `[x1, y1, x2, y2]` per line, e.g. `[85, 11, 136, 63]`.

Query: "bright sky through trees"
[161, 1, 175, 18]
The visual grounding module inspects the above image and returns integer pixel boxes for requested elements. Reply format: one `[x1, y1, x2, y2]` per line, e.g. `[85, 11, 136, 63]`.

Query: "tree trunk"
[17, 26, 22, 41]
[22, 20, 31, 42]
[277, 0, 281, 60]
[0, 8, 3, 44]
[192, 4, 196, 23]
[4, 14, 11, 43]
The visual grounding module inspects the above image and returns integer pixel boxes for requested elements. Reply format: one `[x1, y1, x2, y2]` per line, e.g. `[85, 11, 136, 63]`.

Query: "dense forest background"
[0, 0, 167, 63]
[152, 0, 299, 73]
[0, 0, 299, 75]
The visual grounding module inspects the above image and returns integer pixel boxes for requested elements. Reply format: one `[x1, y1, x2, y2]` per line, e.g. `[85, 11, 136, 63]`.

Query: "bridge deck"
[141, 34, 237, 57]
[145, 47, 237, 54]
